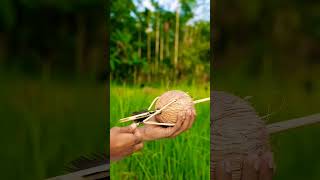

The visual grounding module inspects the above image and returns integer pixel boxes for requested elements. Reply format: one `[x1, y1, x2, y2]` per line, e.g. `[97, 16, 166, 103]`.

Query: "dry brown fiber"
[155, 90, 194, 123]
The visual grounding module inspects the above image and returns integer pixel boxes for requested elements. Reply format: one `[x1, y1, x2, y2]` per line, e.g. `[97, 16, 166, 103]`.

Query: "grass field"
[2, 69, 319, 179]
[0, 71, 106, 180]
[110, 84, 210, 180]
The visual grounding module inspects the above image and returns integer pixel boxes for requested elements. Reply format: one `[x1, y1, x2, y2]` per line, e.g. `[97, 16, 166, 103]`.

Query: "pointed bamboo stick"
[267, 113, 320, 134]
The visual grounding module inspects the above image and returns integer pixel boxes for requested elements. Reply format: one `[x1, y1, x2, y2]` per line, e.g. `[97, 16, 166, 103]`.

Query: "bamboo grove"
[110, 0, 210, 85]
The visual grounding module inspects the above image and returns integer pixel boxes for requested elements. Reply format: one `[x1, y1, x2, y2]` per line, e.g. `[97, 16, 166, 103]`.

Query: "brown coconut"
[155, 90, 195, 123]
[211, 91, 271, 180]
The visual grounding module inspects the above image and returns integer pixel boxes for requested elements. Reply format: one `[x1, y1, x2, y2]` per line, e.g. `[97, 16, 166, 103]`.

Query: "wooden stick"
[148, 96, 159, 110]
[46, 164, 109, 180]
[144, 121, 175, 126]
[143, 99, 177, 123]
[143, 97, 210, 126]
[193, 97, 210, 104]
[119, 111, 150, 123]
[267, 113, 320, 134]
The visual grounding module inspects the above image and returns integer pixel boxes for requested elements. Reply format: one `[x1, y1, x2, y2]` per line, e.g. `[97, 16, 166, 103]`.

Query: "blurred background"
[213, 0, 320, 179]
[110, 0, 210, 86]
[0, 0, 106, 179]
[110, 0, 210, 179]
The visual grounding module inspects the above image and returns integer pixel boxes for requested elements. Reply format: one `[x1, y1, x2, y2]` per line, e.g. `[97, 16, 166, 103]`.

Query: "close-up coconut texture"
[155, 90, 195, 123]
[211, 91, 272, 180]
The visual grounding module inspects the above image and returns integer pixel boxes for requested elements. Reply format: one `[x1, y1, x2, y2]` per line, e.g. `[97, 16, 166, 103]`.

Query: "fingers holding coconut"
[172, 108, 196, 137]
[165, 113, 185, 138]
[137, 106, 196, 140]
[136, 114, 184, 141]
[171, 110, 192, 137]
[187, 108, 196, 129]
[135, 90, 200, 141]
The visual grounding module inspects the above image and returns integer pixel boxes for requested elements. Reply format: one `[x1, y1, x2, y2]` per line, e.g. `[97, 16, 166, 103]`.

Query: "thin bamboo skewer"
[142, 97, 210, 126]
[148, 97, 159, 110]
[193, 97, 210, 104]
[143, 99, 177, 123]
[119, 111, 150, 123]
[119, 97, 210, 125]
[267, 113, 320, 134]
[144, 121, 177, 126]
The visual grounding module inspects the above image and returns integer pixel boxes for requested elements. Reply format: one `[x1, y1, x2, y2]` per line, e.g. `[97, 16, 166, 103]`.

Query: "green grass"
[3, 69, 319, 179]
[110, 84, 210, 180]
[0, 72, 106, 180]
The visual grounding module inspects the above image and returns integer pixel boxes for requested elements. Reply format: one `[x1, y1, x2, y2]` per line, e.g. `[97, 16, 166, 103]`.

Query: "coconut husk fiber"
[211, 91, 271, 180]
[155, 90, 194, 123]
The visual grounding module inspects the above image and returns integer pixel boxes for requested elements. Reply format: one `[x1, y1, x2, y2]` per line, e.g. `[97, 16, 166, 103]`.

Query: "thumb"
[119, 123, 137, 133]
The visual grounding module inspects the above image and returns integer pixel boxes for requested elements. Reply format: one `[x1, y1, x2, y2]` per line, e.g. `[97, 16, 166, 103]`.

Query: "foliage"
[0, 73, 106, 179]
[0, 0, 105, 79]
[110, 0, 210, 84]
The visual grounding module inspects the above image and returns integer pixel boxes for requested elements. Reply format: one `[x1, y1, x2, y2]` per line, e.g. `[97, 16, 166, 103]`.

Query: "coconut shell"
[211, 91, 271, 180]
[155, 90, 194, 123]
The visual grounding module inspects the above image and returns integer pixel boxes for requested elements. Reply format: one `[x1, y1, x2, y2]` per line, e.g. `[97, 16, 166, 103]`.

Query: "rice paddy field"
[110, 84, 210, 180]
[0, 71, 106, 180]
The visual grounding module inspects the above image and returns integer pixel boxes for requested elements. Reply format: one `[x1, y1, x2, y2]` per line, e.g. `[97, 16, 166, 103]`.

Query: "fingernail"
[131, 123, 137, 129]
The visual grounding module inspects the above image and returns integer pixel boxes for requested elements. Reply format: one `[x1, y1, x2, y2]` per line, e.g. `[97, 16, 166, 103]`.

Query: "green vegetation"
[0, 72, 106, 179]
[110, 0, 210, 85]
[0, 0, 105, 79]
[110, 84, 210, 180]
[0, 1, 106, 178]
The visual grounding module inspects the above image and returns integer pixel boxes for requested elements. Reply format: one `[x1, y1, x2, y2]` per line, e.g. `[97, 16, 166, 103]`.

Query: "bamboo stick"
[144, 121, 175, 126]
[267, 113, 320, 134]
[46, 164, 109, 180]
[193, 97, 210, 104]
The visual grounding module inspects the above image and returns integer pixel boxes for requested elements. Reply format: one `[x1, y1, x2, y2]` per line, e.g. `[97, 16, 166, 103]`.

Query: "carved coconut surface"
[155, 90, 194, 123]
[211, 91, 271, 180]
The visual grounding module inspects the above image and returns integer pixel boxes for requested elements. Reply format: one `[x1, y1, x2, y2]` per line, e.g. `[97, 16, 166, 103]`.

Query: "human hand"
[137, 108, 196, 141]
[215, 152, 274, 180]
[110, 124, 143, 161]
